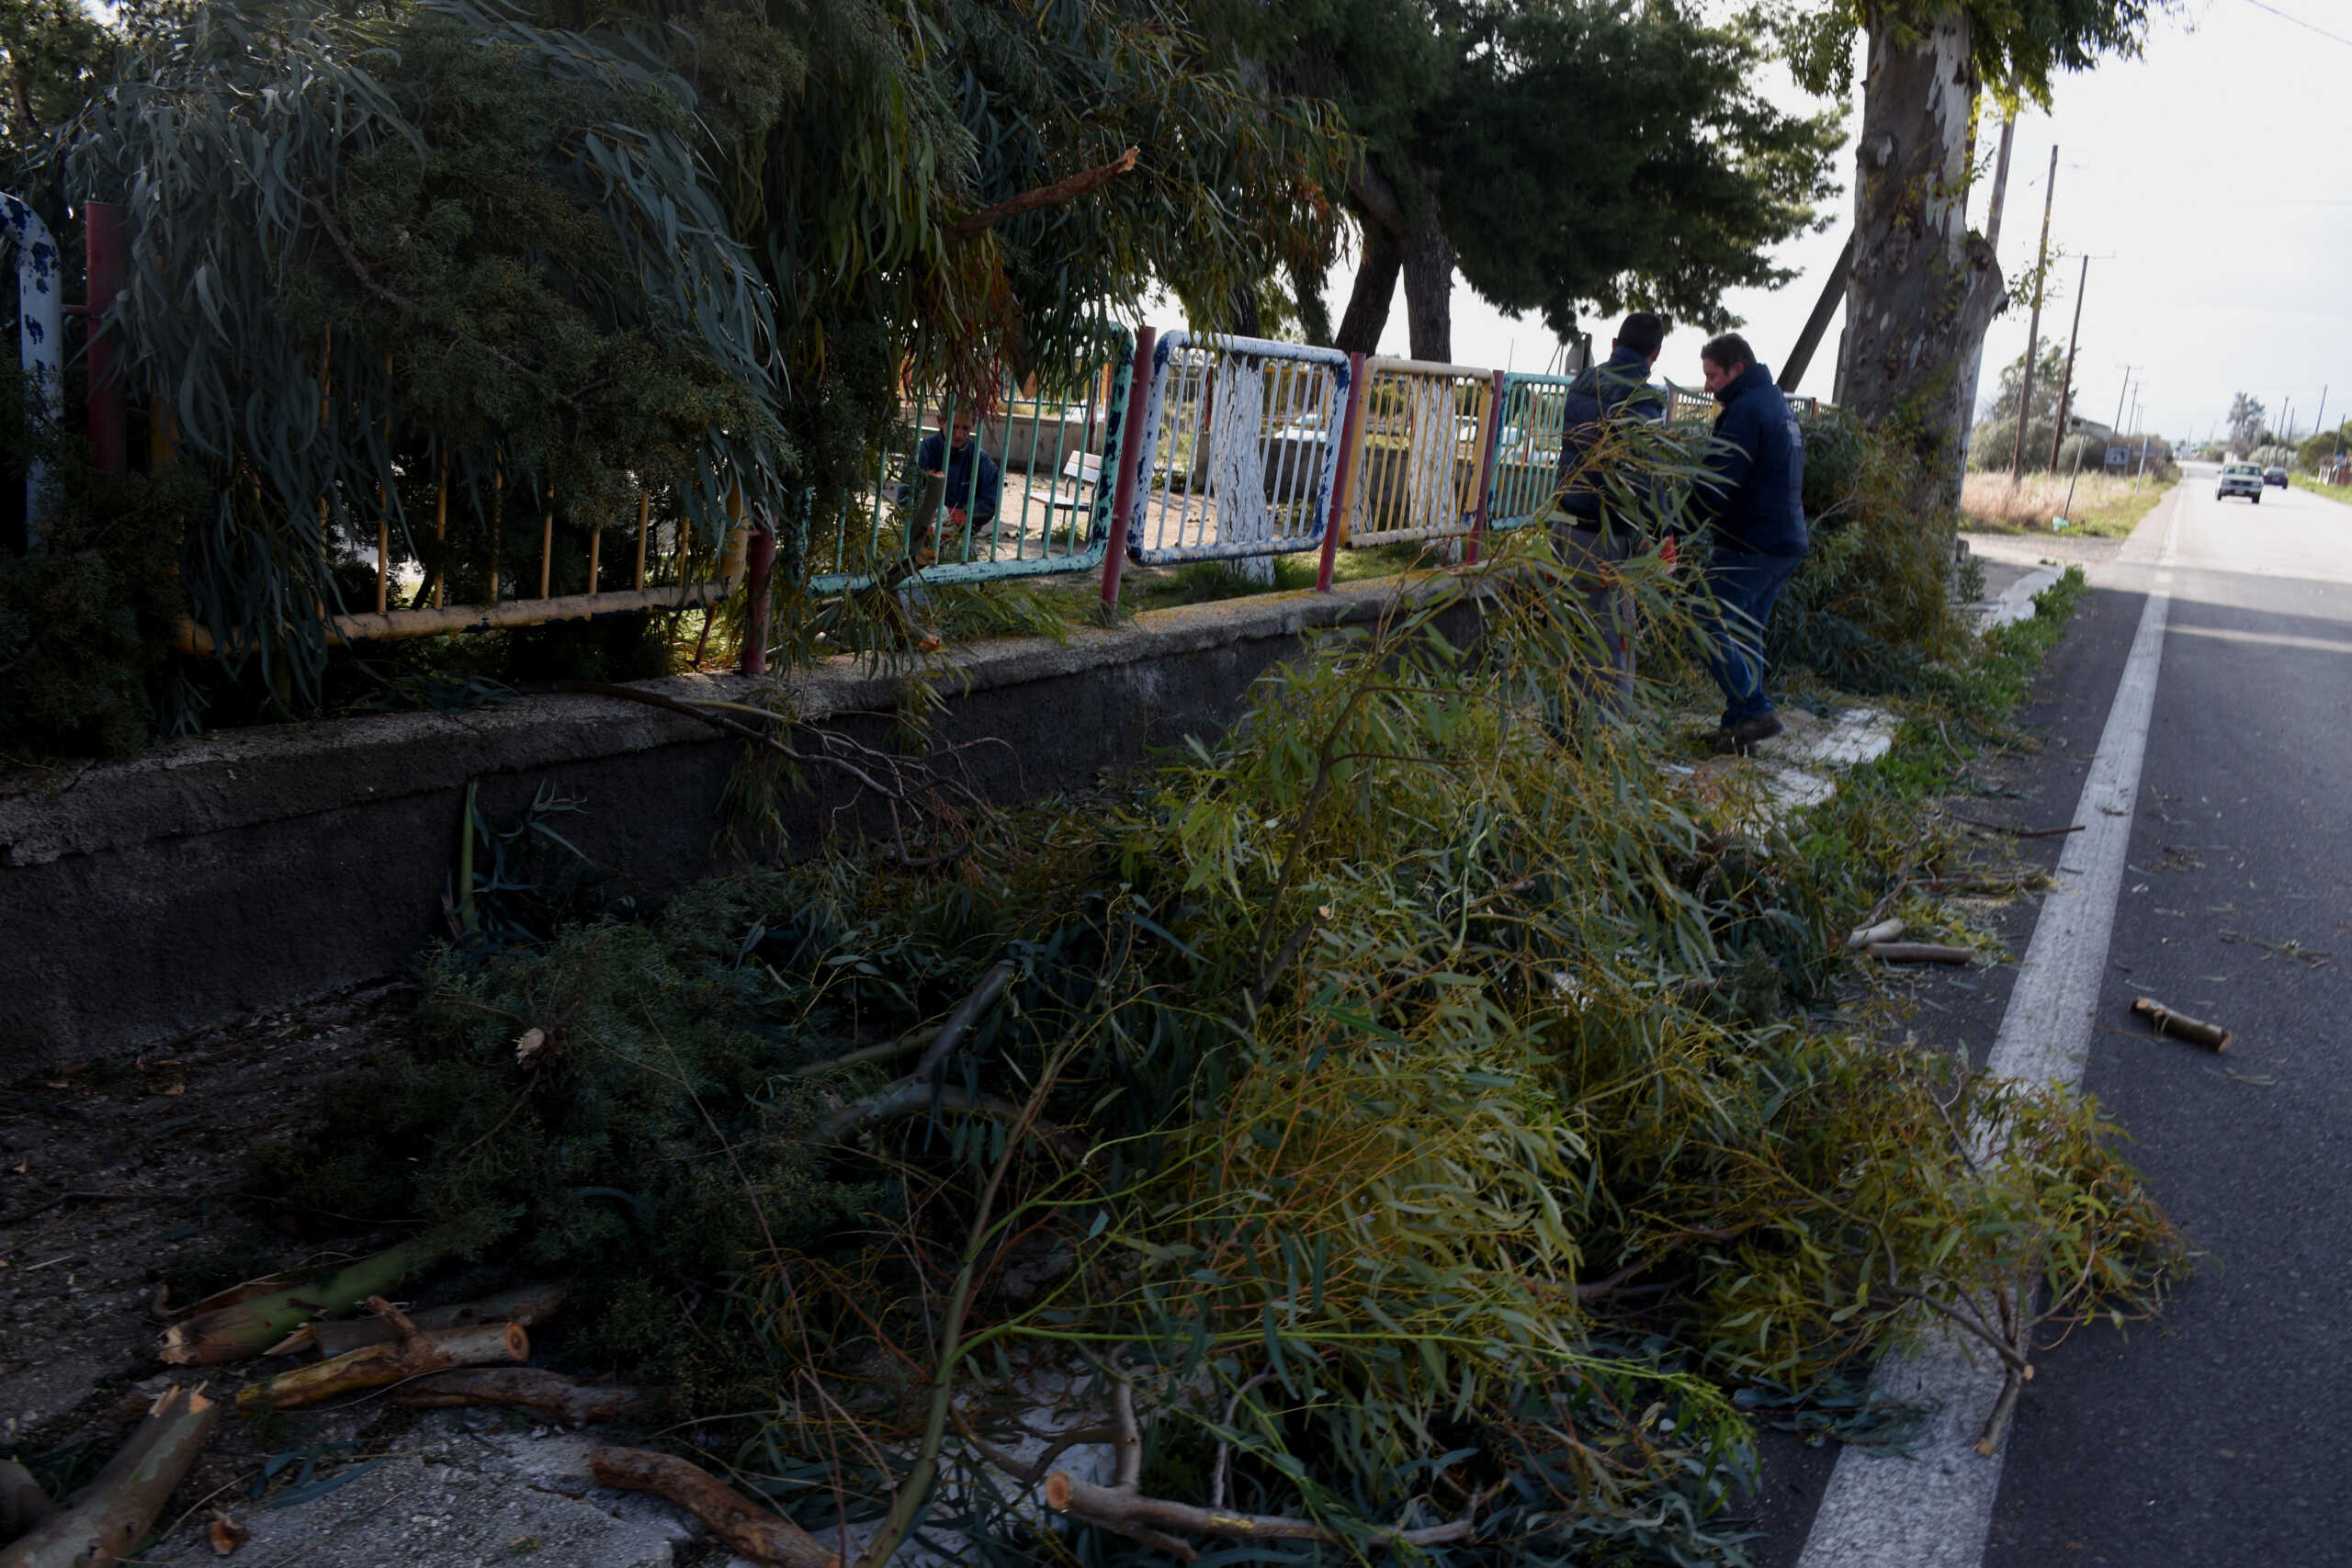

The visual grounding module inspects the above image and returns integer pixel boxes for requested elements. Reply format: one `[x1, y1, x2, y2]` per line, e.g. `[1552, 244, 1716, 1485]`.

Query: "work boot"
[1728, 712, 1783, 753]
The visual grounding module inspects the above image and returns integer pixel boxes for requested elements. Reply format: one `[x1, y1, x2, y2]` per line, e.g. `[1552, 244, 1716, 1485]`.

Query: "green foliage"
[0, 385, 204, 759]
[63, 0, 788, 710]
[2296, 423, 2350, 468]
[1216, 0, 1844, 341]
[286, 529, 2180, 1562]
[1765, 409, 1973, 694]
[0, 0, 109, 164]
[258, 881, 899, 1399]
[1983, 336, 2068, 426]
[1967, 417, 2105, 475]
[1431, 0, 1847, 336]
[1764, 0, 2165, 107]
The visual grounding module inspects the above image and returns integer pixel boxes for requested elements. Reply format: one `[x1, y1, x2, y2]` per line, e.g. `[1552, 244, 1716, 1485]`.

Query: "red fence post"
[739, 523, 776, 676]
[85, 201, 128, 473]
[1317, 351, 1367, 592]
[1462, 367, 1506, 566]
[1099, 325, 1155, 613]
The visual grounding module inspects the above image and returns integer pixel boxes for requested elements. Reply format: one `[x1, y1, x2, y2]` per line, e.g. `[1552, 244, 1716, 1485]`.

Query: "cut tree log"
[160, 1240, 438, 1365]
[392, 1368, 673, 1426]
[0, 1460, 51, 1540]
[1867, 942, 1975, 964]
[588, 1448, 838, 1568]
[275, 1281, 570, 1359]
[2132, 997, 2232, 1052]
[0, 1385, 219, 1568]
[1846, 917, 1905, 950]
[236, 1305, 526, 1412]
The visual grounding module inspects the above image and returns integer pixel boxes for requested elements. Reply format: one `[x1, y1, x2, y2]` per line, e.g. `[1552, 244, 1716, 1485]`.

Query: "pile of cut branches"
[264, 545, 2180, 1566]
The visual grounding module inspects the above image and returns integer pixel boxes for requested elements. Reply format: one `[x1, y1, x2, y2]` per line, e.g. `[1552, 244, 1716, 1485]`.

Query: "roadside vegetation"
[198, 412, 2188, 1567]
[1961, 469, 2171, 537]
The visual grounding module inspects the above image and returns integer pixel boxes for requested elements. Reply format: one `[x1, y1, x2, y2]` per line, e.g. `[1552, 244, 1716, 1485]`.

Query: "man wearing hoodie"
[1550, 311, 1668, 704]
[1691, 333, 1809, 751]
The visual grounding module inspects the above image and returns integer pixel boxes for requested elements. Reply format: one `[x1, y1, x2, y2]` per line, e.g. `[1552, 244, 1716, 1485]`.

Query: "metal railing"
[1488, 372, 1576, 531]
[1340, 358, 1500, 547]
[806, 324, 1135, 591]
[1123, 332, 1353, 565]
[178, 481, 748, 656]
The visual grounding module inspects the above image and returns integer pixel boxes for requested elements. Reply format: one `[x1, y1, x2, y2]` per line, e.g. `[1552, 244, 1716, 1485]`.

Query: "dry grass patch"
[1962, 470, 2168, 537]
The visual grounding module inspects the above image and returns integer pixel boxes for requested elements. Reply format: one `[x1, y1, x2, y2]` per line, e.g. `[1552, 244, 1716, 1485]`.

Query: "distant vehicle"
[2217, 462, 2265, 503]
[2263, 465, 2289, 488]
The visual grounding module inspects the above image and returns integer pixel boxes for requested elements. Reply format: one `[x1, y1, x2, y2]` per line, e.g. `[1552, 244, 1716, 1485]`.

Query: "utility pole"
[2009, 144, 2059, 477]
[2047, 254, 2093, 468]
[2110, 367, 2134, 438]
[2312, 385, 2328, 451]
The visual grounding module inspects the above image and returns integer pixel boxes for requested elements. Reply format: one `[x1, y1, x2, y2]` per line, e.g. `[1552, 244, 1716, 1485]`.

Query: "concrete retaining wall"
[0, 577, 1470, 1069]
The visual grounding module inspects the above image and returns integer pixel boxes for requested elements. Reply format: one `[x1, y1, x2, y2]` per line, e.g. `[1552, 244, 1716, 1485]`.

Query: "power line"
[2243, 0, 2352, 50]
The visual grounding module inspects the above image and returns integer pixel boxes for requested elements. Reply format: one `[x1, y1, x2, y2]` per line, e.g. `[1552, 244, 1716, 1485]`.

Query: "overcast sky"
[1318, 0, 2351, 445]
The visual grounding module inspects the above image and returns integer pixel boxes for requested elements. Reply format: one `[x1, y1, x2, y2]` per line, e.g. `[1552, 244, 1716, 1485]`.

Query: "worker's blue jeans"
[1697, 544, 1804, 728]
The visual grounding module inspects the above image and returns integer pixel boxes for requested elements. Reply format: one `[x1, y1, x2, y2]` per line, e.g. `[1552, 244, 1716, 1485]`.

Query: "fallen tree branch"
[809, 961, 1020, 1145]
[236, 1304, 526, 1412]
[276, 1281, 570, 1359]
[1867, 942, 1975, 965]
[1974, 1367, 2026, 1458]
[393, 1368, 673, 1426]
[589, 1448, 839, 1568]
[1044, 1471, 1475, 1553]
[520, 682, 908, 804]
[160, 1240, 438, 1365]
[809, 1083, 1029, 1147]
[911, 961, 1017, 1082]
[1846, 917, 1905, 951]
[1570, 1224, 1754, 1302]
[2131, 997, 2232, 1052]
[947, 147, 1138, 241]
[0, 1385, 218, 1568]
[0, 1459, 50, 1540]
[1882, 1285, 2033, 1378]
[788, 1025, 938, 1079]
[1947, 817, 2083, 839]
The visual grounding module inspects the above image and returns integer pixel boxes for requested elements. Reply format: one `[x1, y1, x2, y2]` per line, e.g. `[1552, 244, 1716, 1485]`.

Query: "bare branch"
[948, 148, 1139, 241]
[1045, 1471, 1474, 1553]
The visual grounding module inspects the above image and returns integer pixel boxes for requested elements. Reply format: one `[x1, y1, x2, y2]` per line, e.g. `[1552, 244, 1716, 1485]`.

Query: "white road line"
[1794, 499, 2182, 1568]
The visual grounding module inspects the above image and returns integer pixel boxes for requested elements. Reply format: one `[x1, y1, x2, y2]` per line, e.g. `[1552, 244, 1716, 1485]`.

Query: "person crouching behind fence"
[912, 410, 1003, 568]
[1549, 311, 1668, 706]
[1690, 332, 1809, 753]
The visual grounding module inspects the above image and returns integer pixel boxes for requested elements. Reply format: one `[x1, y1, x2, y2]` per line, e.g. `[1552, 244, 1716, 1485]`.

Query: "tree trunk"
[1289, 257, 1332, 347]
[1398, 205, 1454, 364]
[1837, 5, 2002, 521]
[1334, 221, 1400, 356]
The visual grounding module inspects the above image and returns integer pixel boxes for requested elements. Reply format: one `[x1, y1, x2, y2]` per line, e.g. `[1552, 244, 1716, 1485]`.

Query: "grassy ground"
[2290, 474, 2352, 505]
[1961, 469, 2172, 537]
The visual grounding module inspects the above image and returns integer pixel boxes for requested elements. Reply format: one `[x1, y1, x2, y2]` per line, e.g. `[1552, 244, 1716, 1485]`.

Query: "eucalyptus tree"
[647, 0, 1350, 514]
[28, 0, 1343, 723]
[1768, 0, 2163, 504]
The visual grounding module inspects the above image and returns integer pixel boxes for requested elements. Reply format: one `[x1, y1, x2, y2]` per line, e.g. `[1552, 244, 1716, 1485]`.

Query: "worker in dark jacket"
[1551, 311, 1668, 705]
[912, 410, 1002, 564]
[1690, 332, 1809, 751]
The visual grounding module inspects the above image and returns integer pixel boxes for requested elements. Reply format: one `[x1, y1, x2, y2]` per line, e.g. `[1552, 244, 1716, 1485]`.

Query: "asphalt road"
[1757, 465, 2352, 1568]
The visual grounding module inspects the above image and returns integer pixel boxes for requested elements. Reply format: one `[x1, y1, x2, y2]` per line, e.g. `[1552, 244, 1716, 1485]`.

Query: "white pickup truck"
[2216, 461, 2266, 503]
